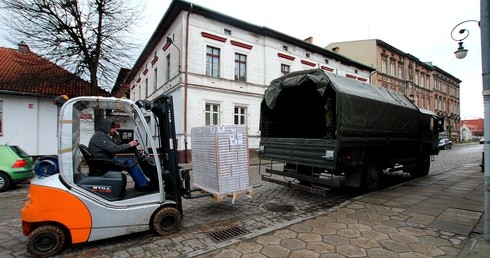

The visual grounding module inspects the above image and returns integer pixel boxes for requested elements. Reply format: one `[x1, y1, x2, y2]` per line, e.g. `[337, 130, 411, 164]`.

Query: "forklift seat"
[79, 144, 122, 176]
[76, 171, 127, 201]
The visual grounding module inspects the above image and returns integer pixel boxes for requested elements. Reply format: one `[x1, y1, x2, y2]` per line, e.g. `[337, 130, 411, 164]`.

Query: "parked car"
[480, 138, 484, 144]
[0, 145, 34, 192]
[438, 138, 453, 150]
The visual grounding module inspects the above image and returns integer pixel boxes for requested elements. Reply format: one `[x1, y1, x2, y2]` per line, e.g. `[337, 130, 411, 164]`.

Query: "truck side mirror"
[435, 117, 445, 132]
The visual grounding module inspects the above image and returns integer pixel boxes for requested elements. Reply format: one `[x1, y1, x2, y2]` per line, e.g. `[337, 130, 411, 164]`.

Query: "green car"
[0, 145, 34, 192]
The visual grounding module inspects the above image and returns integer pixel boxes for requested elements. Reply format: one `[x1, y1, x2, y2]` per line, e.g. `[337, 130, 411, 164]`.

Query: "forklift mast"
[137, 95, 182, 214]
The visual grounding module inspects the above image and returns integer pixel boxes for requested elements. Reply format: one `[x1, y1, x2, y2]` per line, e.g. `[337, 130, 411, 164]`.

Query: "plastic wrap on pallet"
[191, 125, 250, 195]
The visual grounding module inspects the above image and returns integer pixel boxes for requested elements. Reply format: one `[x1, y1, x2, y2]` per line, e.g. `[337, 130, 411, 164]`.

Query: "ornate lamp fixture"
[450, 20, 480, 59]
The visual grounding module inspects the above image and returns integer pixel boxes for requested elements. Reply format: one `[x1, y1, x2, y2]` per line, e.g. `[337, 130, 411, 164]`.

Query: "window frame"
[234, 53, 247, 82]
[166, 54, 171, 82]
[381, 58, 387, 74]
[233, 106, 247, 125]
[153, 67, 158, 91]
[205, 103, 220, 125]
[206, 46, 220, 78]
[281, 64, 290, 76]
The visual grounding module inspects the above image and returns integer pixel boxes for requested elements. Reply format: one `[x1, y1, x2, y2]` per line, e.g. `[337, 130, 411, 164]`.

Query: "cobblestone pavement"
[197, 163, 490, 258]
[0, 143, 483, 257]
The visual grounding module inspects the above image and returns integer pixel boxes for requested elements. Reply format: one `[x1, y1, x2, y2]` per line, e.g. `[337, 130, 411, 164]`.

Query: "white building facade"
[126, 1, 373, 160]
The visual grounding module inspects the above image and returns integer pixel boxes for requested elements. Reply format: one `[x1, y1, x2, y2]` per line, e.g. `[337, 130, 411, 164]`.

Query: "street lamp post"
[451, 0, 490, 241]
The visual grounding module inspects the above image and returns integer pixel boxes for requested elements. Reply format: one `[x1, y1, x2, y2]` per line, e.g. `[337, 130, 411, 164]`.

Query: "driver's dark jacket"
[88, 119, 132, 160]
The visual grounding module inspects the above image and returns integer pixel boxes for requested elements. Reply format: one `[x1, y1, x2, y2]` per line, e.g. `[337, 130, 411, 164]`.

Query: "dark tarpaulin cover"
[264, 69, 420, 138]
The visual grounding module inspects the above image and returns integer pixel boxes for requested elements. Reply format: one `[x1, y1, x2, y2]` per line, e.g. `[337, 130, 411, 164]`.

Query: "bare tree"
[0, 0, 143, 93]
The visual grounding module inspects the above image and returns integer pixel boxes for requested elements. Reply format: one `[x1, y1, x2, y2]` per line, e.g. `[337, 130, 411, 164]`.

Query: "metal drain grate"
[263, 203, 295, 213]
[207, 226, 248, 242]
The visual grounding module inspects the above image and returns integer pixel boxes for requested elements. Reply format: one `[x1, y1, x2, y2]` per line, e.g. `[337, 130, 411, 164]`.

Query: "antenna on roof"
[4, 133, 17, 145]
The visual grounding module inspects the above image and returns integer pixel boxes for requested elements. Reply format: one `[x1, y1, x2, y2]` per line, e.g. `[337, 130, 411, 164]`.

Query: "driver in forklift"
[88, 119, 149, 190]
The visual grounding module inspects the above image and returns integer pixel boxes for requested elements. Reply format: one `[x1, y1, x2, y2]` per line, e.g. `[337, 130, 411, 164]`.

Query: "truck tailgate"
[258, 138, 336, 169]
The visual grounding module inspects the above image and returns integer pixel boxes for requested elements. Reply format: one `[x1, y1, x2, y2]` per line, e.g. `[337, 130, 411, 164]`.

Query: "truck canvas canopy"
[261, 69, 420, 140]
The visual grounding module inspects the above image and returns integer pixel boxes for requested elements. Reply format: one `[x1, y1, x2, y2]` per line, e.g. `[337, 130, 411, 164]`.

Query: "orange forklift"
[21, 95, 206, 257]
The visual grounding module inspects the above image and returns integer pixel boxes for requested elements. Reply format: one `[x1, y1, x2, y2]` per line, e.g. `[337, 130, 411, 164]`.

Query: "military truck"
[258, 69, 443, 192]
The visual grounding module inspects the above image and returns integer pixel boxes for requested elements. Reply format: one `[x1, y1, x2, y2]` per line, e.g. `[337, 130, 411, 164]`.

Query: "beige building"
[327, 39, 461, 142]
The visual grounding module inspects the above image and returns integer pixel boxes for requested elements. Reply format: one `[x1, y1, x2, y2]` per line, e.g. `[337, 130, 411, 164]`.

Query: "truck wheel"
[26, 225, 66, 257]
[0, 173, 12, 192]
[362, 164, 382, 192]
[151, 207, 182, 236]
[296, 165, 313, 186]
[412, 154, 430, 178]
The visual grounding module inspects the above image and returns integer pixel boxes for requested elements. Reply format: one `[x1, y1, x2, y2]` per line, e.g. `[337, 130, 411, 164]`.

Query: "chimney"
[304, 37, 313, 44]
[18, 41, 30, 52]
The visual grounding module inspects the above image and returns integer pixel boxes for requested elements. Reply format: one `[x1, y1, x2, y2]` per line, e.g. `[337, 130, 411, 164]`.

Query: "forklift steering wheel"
[133, 146, 154, 166]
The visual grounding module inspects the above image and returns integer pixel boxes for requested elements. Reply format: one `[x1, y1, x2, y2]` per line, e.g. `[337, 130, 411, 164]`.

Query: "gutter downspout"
[184, 5, 192, 163]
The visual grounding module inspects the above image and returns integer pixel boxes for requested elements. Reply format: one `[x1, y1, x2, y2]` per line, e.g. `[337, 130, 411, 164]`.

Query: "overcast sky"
[139, 0, 483, 120]
[0, 0, 482, 119]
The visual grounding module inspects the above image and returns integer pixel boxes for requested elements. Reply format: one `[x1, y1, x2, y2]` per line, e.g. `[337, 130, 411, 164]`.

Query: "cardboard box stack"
[191, 125, 250, 197]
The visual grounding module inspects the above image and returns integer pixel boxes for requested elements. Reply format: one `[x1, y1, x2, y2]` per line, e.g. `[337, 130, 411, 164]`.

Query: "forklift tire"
[26, 225, 66, 257]
[151, 207, 182, 236]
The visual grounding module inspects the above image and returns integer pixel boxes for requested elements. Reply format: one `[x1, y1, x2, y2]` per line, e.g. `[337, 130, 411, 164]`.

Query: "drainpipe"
[183, 5, 192, 163]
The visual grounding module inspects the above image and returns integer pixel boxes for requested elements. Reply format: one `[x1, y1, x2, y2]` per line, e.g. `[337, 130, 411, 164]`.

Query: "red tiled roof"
[111, 68, 131, 98]
[460, 119, 484, 132]
[0, 45, 110, 97]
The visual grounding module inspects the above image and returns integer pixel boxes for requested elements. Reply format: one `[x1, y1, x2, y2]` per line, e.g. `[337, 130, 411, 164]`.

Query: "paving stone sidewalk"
[196, 164, 490, 257]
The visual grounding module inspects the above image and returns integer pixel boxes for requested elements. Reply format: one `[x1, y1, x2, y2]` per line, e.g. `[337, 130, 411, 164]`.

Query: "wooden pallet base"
[210, 190, 253, 204]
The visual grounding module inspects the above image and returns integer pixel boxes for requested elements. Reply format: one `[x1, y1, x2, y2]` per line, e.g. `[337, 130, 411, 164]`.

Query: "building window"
[206, 46, 220, 77]
[398, 66, 403, 79]
[283, 45, 288, 51]
[281, 64, 290, 76]
[390, 62, 395, 77]
[234, 106, 247, 125]
[426, 77, 430, 90]
[234, 53, 247, 82]
[142, 78, 148, 99]
[153, 68, 158, 91]
[325, 59, 329, 64]
[0, 100, 3, 135]
[224, 28, 232, 35]
[205, 103, 219, 125]
[166, 54, 171, 82]
[420, 74, 425, 88]
[381, 58, 387, 74]
[306, 53, 310, 58]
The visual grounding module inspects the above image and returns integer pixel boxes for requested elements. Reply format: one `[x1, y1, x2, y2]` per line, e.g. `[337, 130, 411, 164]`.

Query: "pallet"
[211, 190, 253, 204]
